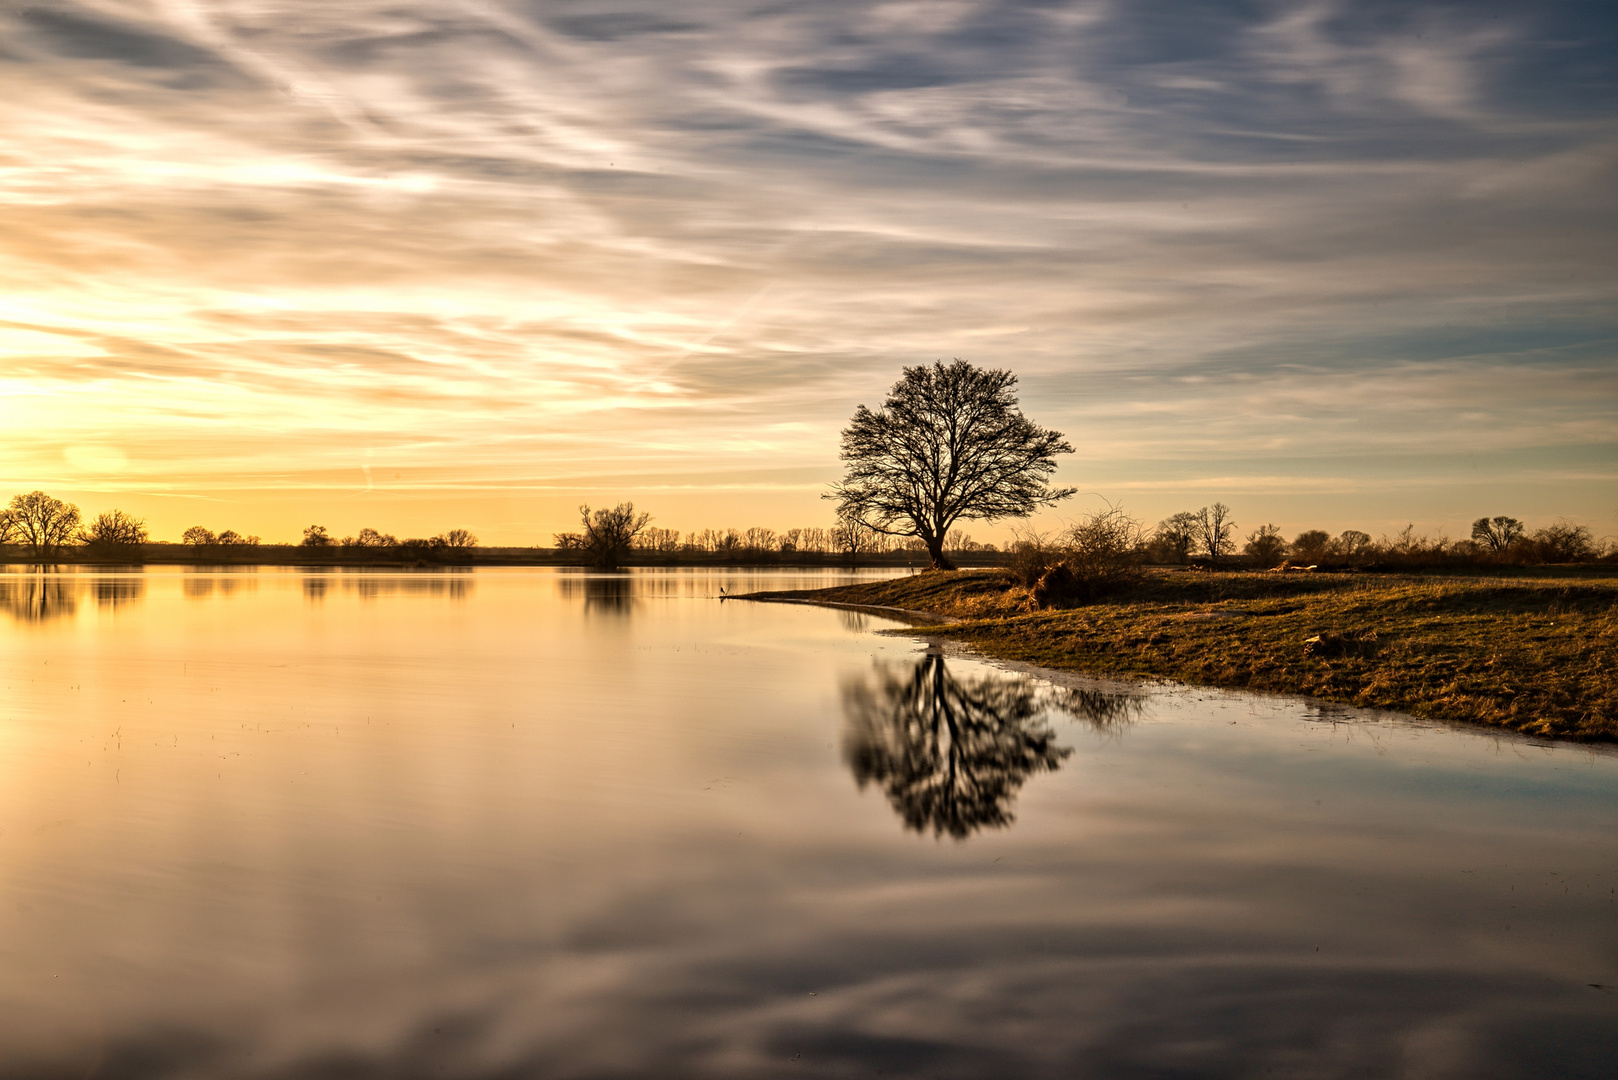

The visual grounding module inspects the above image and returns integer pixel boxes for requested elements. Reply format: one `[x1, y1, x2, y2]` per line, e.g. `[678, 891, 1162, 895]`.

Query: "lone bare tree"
[7, 491, 82, 560]
[81, 510, 148, 554]
[555, 503, 651, 570]
[829, 360, 1075, 569]
[1471, 516, 1524, 553]
[1195, 503, 1237, 565]
[1153, 511, 1200, 563]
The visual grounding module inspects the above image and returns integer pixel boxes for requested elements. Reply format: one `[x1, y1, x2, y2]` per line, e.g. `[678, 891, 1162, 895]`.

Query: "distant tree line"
[1012, 501, 1612, 588]
[551, 502, 1002, 570]
[0, 490, 480, 561]
[296, 524, 479, 559]
[1139, 506, 1608, 569]
[1011, 504, 1615, 609]
[0, 491, 149, 559]
[3, 489, 1609, 573]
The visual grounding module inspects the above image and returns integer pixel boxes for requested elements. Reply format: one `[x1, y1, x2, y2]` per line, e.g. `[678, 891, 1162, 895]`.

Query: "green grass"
[747, 568, 1618, 741]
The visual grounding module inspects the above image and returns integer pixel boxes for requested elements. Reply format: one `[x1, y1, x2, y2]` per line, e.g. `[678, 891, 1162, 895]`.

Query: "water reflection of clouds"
[1, 570, 1614, 1078]
[841, 648, 1144, 838]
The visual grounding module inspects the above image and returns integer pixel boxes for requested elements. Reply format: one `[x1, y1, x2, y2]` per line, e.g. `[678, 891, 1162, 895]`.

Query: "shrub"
[1007, 529, 1059, 588]
[1525, 520, 1594, 563]
[1024, 505, 1146, 608]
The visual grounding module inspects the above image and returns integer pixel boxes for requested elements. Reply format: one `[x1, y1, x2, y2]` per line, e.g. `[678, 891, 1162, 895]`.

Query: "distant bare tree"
[301, 525, 333, 547]
[1243, 523, 1286, 566]
[1334, 529, 1372, 557]
[1152, 512, 1200, 564]
[1471, 516, 1524, 553]
[1291, 530, 1332, 562]
[556, 503, 651, 570]
[744, 527, 777, 555]
[82, 510, 148, 554]
[347, 528, 397, 548]
[216, 530, 260, 546]
[1528, 520, 1594, 562]
[7, 491, 81, 560]
[182, 526, 216, 546]
[437, 528, 478, 548]
[1195, 503, 1237, 565]
[829, 360, 1075, 569]
[831, 512, 883, 564]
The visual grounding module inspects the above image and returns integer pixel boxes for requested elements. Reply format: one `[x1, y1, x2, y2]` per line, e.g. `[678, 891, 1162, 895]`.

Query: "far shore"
[0, 544, 983, 570]
[739, 567, 1618, 743]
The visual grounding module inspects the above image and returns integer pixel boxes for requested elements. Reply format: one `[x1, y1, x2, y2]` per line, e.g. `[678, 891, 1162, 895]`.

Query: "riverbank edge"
[737, 574, 1618, 743]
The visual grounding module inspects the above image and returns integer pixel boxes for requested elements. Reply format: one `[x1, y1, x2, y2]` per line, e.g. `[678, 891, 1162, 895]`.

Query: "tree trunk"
[926, 536, 956, 571]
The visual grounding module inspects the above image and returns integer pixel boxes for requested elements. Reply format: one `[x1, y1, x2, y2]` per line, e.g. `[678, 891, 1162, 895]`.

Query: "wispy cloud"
[1, 0, 1614, 539]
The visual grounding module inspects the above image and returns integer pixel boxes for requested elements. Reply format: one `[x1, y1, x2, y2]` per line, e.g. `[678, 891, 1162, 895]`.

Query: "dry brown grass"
[747, 568, 1618, 741]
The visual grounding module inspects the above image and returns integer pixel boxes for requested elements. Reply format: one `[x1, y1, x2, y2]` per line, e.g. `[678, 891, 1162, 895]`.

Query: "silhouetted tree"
[1528, 520, 1594, 562]
[831, 510, 882, 564]
[829, 360, 1075, 570]
[1195, 503, 1237, 565]
[840, 649, 1073, 838]
[301, 525, 333, 547]
[1244, 523, 1286, 566]
[636, 527, 680, 554]
[555, 503, 651, 570]
[1471, 516, 1524, 553]
[437, 528, 478, 548]
[182, 526, 216, 546]
[1291, 530, 1332, 562]
[1334, 529, 1372, 557]
[7, 491, 81, 560]
[1152, 512, 1200, 564]
[81, 510, 148, 554]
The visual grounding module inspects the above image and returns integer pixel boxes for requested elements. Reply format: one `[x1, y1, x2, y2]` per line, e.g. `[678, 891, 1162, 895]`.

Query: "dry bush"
[1026, 506, 1146, 608]
[1008, 529, 1058, 588]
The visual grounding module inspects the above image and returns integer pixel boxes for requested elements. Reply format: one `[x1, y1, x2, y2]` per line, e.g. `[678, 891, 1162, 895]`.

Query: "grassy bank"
[745, 568, 1618, 741]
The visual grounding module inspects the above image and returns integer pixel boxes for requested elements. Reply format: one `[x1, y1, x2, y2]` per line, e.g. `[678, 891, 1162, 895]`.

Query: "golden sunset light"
[3, 1, 1613, 544]
[3, 8, 1618, 1076]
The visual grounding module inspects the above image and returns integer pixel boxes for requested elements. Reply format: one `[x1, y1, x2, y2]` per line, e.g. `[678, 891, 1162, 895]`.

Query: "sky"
[1, 0, 1615, 547]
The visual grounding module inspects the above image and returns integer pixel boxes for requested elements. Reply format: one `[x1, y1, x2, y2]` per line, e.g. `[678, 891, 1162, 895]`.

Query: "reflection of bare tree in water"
[0, 574, 77, 622]
[837, 609, 871, 633]
[93, 577, 144, 609]
[557, 575, 634, 616]
[841, 649, 1144, 838]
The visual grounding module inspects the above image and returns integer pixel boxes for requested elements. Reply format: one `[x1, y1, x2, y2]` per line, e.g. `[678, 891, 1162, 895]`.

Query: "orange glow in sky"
[2, 2, 1614, 545]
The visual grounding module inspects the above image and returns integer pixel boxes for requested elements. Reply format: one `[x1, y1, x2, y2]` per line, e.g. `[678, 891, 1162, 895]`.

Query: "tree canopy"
[829, 360, 1075, 569]
[6, 491, 81, 560]
[554, 503, 651, 570]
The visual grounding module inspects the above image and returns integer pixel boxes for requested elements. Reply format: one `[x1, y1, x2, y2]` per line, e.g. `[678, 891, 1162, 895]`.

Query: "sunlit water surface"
[0, 567, 1614, 1079]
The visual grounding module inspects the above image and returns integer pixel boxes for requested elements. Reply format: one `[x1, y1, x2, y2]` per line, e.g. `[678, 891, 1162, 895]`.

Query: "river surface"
[0, 566, 1614, 1079]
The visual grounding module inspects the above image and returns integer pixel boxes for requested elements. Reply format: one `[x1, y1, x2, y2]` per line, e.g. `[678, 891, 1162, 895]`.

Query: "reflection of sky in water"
[0, 567, 1613, 1078]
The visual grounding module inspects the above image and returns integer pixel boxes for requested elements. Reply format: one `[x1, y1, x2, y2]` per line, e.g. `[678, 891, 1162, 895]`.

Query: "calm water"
[1, 566, 1614, 1079]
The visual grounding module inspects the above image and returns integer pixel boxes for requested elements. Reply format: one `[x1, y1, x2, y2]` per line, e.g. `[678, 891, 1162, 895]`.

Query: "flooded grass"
[747, 568, 1618, 741]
